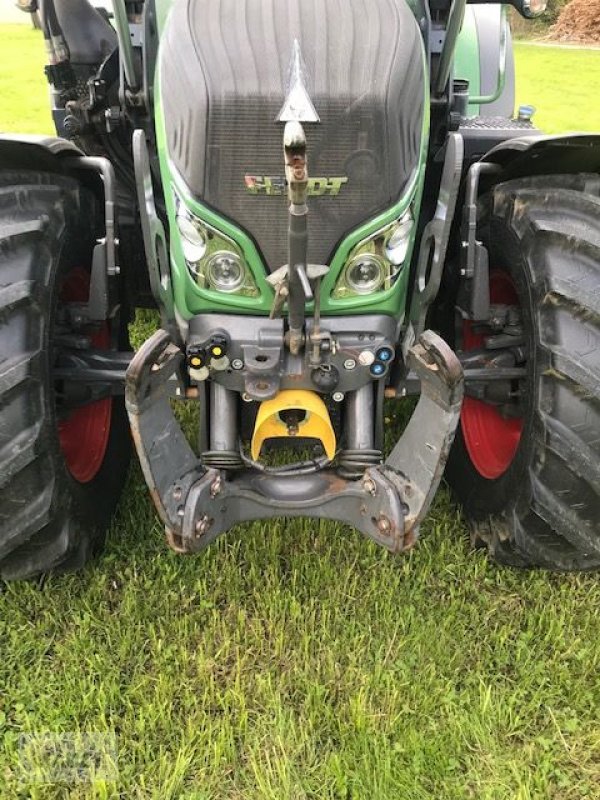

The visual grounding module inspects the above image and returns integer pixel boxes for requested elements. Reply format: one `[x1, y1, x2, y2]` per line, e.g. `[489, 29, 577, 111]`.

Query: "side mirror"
[468, 0, 547, 19]
[514, 0, 547, 18]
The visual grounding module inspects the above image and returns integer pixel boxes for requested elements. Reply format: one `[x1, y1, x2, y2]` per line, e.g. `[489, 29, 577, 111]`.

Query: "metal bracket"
[384, 331, 464, 539]
[183, 466, 407, 553]
[125, 330, 200, 530]
[408, 132, 464, 343]
[459, 161, 502, 320]
[64, 155, 120, 322]
[132, 129, 177, 339]
[126, 329, 463, 557]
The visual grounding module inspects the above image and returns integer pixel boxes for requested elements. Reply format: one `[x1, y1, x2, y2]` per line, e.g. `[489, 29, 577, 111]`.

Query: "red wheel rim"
[460, 271, 524, 480]
[57, 269, 112, 483]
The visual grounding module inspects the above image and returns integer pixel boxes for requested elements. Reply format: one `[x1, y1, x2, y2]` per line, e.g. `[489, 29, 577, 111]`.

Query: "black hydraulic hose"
[38, 0, 55, 57]
[39, 0, 69, 62]
[99, 134, 138, 197]
[240, 448, 332, 476]
[40, 0, 68, 52]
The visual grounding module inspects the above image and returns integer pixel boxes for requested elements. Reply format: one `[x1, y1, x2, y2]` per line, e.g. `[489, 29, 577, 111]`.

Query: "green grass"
[0, 25, 54, 135]
[514, 43, 600, 133]
[1, 24, 600, 799]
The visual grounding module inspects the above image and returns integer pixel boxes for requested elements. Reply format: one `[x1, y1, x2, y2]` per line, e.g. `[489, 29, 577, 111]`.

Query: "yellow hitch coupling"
[251, 390, 336, 461]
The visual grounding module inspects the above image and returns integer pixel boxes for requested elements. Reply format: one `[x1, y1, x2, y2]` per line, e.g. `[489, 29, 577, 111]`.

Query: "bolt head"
[332, 391, 344, 402]
[377, 515, 391, 533]
[231, 359, 244, 370]
[343, 358, 356, 370]
[195, 515, 210, 536]
[362, 477, 377, 496]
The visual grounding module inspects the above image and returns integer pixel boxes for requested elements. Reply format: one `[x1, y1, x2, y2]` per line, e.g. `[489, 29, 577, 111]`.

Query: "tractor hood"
[159, 0, 426, 271]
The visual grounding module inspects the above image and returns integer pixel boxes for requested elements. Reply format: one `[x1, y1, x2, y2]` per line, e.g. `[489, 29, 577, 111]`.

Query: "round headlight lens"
[177, 211, 207, 264]
[385, 211, 413, 266]
[345, 254, 385, 294]
[207, 252, 244, 293]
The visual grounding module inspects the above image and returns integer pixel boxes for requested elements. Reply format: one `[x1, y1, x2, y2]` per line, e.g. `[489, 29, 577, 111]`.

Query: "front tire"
[446, 173, 600, 570]
[0, 171, 130, 580]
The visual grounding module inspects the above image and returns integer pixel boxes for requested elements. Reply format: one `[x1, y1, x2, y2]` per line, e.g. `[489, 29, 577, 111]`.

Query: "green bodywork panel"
[156, 89, 275, 318]
[152, 0, 460, 321]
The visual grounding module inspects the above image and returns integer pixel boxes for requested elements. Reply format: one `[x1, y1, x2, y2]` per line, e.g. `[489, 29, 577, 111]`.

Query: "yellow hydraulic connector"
[251, 390, 336, 461]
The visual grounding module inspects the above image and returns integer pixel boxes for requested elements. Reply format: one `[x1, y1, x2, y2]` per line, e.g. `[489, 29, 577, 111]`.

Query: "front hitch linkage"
[125, 329, 463, 554]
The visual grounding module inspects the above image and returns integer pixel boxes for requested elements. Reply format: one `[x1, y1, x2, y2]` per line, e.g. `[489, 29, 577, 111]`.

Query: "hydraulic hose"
[39, 0, 69, 63]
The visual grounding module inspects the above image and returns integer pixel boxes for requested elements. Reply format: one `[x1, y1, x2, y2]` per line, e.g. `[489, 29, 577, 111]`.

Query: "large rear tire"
[446, 173, 600, 570]
[0, 171, 130, 580]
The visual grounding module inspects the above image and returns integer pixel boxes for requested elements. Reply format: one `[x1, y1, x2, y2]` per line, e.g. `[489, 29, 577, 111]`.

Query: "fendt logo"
[244, 176, 348, 196]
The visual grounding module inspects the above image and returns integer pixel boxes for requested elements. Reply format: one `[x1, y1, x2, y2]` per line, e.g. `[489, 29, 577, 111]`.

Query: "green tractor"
[1, 0, 598, 580]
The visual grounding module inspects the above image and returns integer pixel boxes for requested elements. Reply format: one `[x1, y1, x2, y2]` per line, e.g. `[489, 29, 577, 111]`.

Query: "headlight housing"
[345, 254, 386, 295]
[205, 251, 245, 293]
[333, 209, 414, 299]
[175, 197, 259, 297]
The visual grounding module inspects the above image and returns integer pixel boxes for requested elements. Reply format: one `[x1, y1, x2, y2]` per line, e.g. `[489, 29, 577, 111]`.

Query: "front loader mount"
[125, 329, 463, 554]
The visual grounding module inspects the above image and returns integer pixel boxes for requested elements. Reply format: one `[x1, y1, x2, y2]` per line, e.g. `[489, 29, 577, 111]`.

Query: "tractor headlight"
[177, 209, 207, 263]
[346, 254, 386, 294]
[206, 252, 245, 293]
[175, 197, 259, 297]
[333, 208, 414, 299]
[385, 210, 413, 265]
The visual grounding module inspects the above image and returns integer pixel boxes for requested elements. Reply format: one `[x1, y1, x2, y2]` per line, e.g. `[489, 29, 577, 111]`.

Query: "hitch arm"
[384, 331, 464, 543]
[125, 330, 203, 547]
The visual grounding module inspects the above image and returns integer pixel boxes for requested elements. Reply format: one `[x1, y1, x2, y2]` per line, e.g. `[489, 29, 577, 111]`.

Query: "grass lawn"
[1, 23, 600, 800]
[514, 43, 600, 133]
